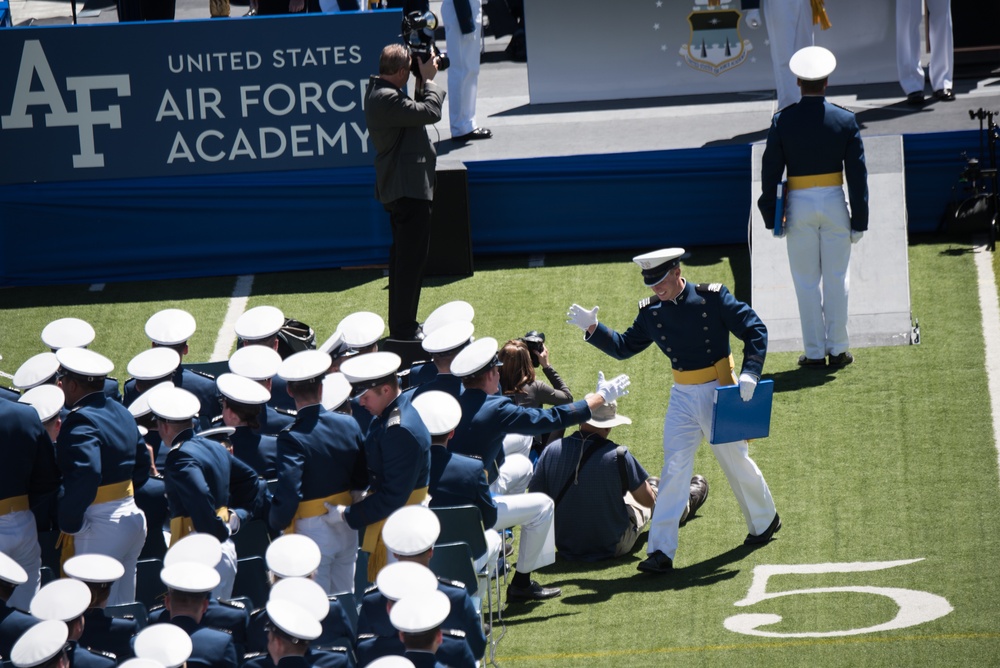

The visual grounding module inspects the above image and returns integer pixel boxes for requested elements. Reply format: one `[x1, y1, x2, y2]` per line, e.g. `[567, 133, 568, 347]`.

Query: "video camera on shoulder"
[521, 330, 545, 368]
[402, 10, 450, 75]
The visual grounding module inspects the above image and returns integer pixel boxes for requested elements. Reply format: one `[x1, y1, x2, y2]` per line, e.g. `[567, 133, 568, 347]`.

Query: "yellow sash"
[812, 0, 831, 30]
[289, 491, 354, 534]
[672, 355, 737, 387]
[57, 481, 135, 573]
[361, 487, 429, 581]
[0, 495, 29, 516]
[169, 507, 231, 546]
[787, 172, 842, 191]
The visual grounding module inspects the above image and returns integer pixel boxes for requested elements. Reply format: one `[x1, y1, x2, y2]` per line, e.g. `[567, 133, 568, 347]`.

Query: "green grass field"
[1, 239, 998, 667]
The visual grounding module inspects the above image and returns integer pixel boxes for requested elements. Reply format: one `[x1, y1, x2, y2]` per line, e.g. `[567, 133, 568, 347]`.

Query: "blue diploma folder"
[710, 379, 774, 444]
[773, 182, 786, 237]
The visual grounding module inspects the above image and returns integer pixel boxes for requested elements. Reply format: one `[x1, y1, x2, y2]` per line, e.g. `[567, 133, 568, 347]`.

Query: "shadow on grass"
[766, 366, 839, 392]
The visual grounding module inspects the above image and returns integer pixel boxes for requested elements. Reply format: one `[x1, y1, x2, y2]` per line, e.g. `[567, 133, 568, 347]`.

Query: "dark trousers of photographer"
[385, 196, 432, 340]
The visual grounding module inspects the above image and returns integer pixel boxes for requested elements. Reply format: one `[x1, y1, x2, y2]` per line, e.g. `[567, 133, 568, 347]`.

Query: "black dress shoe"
[637, 550, 673, 574]
[828, 351, 854, 368]
[506, 580, 561, 600]
[797, 355, 826, 367]
[905, 91, 925, 106]
[933, 88, 955, 101]
[744, 513, 781, 546]
[452, 127, 492, 141]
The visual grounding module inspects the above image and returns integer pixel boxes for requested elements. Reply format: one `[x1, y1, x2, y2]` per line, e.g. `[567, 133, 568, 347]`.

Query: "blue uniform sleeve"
[758, 114, 785, 228]
[587, 319, 654, 361]
[717, 286, 768, 377]
[55, 416, 103, 533]
[132, 427, 151, 490]
[29, 424, 61, 531]
[495, 399, 592, 438]
[228, 453, 267, 523]
[345, 426, 424, 530]
[268, 432, 305, 532]
[165, 448, 230, 541]
[844, 116, 869, 231]
[474, 468, 497, 530]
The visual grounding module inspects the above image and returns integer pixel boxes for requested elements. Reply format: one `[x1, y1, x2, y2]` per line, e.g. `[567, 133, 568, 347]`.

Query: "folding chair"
[104, 602, 149, 629]
[327, 591, 358, 640]
[134, 558, 166, 611]
[430, 505, 504, 666]
[430, 542, 492, 667]
[231, 556, 269, 610]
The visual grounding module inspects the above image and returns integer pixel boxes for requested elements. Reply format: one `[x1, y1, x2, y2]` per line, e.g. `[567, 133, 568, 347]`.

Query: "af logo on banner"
[0, 11, 400, 185]
[680, 1, 752, 76]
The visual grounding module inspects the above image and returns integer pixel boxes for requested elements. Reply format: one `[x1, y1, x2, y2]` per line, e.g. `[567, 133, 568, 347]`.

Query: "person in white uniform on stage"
[897, 0, 954, 104]
[440, 0, 492, 142]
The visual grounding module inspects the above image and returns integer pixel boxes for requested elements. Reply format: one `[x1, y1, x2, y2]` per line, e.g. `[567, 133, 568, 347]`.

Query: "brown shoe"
[680, 475, 709, 526]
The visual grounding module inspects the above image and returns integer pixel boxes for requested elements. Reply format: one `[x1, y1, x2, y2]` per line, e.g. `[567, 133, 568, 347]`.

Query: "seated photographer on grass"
[529, 399, 708, 562]
[498, 336, 574, 461]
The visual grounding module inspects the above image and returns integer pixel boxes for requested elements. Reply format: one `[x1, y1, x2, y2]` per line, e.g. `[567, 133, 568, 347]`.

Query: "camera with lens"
[402, 11, 450, 76]
[521, 330, 545, 368]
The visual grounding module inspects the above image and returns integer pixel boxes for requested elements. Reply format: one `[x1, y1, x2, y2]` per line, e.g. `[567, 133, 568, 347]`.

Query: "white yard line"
[210, 275, 254, 362]
[973, 246, 1000, 478]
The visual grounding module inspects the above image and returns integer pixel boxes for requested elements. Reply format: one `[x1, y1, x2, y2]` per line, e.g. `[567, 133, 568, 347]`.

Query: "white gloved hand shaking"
[738, 373, 758, 402]
[323, 503, 348, 527]
[851, 230, 864, 244]
[596, 370, 631, 402]
[567, 304, 599, 332]
[744, 9, 761, 28]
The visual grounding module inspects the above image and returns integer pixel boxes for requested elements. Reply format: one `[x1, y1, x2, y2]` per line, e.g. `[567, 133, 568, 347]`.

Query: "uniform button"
[703, 326, 709, 331]
[660, 336, 666, 341]
[672, 358, 678, 363]
[700, 299, 706, 305]
[702, 313, 707, 318]
[666, 348, 672, 353]
[705, 339, 710, 344]
[707, 349, 712, 354]
[657, 323, 662, 328]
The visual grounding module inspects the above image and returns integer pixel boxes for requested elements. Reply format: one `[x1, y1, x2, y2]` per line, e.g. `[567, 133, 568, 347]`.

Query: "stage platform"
[4, 0, 1000, 288]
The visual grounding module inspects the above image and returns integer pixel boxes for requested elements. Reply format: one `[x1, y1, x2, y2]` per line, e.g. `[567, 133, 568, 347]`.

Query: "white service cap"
[217, 373, 271, 405]
[133, 623, 193, 668]
[265, 534, 321, 578]
[789, 45, 836, 81]
[235, 306, 285, 341]
[56, 347, 114, 379]
[29, 578, 91, 621]
[366, 657, 415, 668]
[159, 561, 221, 593]
[375, 561, 438, 602]
[421, 321, 474, 355]
[0, 551, 29, 586]
[318, 330, 354, 359]
[411, 391, 461, 436]
[382, 506, 441, 557]
[41, 318, 95, 350]
[449, 337, 501, 379]
[145, 309, 197, 346]
[18, 385, 65, 423]
[147, 386, 200, 422]
[10, 620, 68, 668]
[337, 312, 385, 349]
[127, 348, 181, 381]
[164, 533, 223, 568]
[632, 248, 686, 287]
[228, 345, 282, 380]
[127, 381, 174, 419]
[265, 599, 322, 641]
[277, 350, 332, 383]
[389, 589, 451, 633]
[63, 553, 125, 584]
[269, 577, 329, 621]
[339, 352, 401, 396]
[320, 372, 352, 412]
[12, 353, 59, 390]
[423, 301, 474, 335]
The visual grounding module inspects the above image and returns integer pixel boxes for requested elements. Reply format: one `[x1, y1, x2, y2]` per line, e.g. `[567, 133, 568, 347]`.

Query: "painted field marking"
[973, 245, 1000, 479]
[211, 274, 254, 362]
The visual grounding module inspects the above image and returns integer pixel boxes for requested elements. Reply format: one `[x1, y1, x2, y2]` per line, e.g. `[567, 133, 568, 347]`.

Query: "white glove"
[596, 370, 630, 402]
[738, 373, 758, 402]
[744, 9, 761, 28]
[227, 511, 241, 536]
[566, 304, 599, 332]
[323, 503, 348, 527]
[851, 230, 864, 244]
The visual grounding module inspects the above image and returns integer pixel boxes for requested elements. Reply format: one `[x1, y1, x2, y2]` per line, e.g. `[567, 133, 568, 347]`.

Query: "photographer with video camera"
[364, 43, 445, 342]
[498, 336, 574, 460]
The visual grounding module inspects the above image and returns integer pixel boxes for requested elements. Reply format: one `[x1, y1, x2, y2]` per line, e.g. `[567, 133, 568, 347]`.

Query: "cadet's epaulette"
[1, 386, 19, 398]
[242, 653, 267, 662]
[207, 626, 233, 635]
[190, 369, 215, 380]
[316, 646, 349, 654]
[386, 407, 402, 428]
[831, 101, 855, 113]
[219, 598, 246, 610]
[85, 648, 117, 661]
[442, 628, 466, 639]
[279, 422, 296, 434]
[210, 414, 223, 425]
[148, 603, 166, 614]
[107, 376, 119, 383]
[364, 583, 380, 595]
[275, 406, 297, 417]
[638, 295, 661, 309]
[696, 283, 722, 293]
[357, 633, 378, 641]
[437, 576, 466, 590]
[68, 405, 82, 414]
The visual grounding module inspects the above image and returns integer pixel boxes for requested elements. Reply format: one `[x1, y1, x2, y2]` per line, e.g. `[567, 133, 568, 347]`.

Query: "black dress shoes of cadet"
[933, 88, 955, 102]
[452, 128, 492, 142]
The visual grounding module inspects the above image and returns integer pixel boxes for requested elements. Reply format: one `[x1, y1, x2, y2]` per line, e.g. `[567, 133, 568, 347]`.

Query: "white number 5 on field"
[724, 559, 953, 638]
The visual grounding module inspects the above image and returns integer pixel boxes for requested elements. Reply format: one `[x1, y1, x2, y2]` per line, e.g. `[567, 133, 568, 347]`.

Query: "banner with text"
[0, 11, 400, 185]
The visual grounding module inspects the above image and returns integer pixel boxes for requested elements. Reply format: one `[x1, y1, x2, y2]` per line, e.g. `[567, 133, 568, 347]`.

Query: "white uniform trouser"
[786, 185, 853, 359]
[896, 0, 953, 94]
[295, 516, 358, 595]
[0, 510, 41, 610]
[441, 0, 483, 137]
[489, 453, 532, 497]
[502, 433, 532, 460]
[73, 498, 147, 606]
[493, 493, 555, 573]
[762, 0, 813, 110]
[647, 381, 776, 561]
[215, 538, 237, 601]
